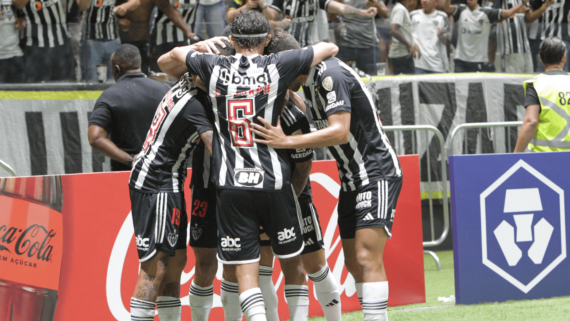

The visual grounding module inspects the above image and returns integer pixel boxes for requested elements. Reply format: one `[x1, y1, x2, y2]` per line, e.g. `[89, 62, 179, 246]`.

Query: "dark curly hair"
[264, 27, 300, 55]
[540, 37, 567, 65]
[216, 38, 236, 57]
[230, 10, 271, 49]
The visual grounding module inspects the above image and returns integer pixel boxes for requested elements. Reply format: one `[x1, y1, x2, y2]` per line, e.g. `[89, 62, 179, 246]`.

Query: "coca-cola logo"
[0, 224, 56, 261]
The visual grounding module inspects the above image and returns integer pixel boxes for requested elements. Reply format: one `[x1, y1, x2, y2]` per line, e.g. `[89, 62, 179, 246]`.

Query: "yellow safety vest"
[523, 72, 570, 152]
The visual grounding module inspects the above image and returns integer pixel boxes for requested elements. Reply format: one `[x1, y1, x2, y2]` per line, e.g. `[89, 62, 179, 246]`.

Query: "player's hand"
[117, 18, 131, 31]
[365, 0, 378, 8]
[131, 153, 139, 168]
[192, 36, 229, 54]
[15, 17, 26, 30]
[114, 4, 128, 16]
[251, 116, 290, 149]
[279, 17, 292, 28]
[360, 7, 377, 18]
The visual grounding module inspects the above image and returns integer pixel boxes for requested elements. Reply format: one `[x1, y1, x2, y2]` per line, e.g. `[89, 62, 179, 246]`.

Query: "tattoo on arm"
[342, 6, 361, 16]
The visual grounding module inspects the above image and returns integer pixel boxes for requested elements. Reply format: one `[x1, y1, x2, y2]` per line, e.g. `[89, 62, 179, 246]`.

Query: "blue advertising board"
[450, 152, 570, 304]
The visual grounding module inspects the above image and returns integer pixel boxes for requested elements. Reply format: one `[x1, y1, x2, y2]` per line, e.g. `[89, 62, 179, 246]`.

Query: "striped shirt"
[494, 0, 530, 54]
[22, 0, 69, 47]
[270, 0, 331, 47]
[302, 57, 401, 192]
[184, 47, 314, 191]
[129, 74, 214, 193]
[84, 0, 119, 41]
[153, 0, 197, 46]
[531, 0, 570, 41]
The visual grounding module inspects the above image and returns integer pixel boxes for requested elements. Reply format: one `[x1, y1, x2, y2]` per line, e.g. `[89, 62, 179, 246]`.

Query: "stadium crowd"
[0, 0, 566, 83]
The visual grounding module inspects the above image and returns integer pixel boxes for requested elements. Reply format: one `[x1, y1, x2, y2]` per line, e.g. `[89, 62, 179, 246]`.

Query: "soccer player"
[128, 64, 216, 320]
[158, 10, 338, 321]
[252, 55, 403, 321]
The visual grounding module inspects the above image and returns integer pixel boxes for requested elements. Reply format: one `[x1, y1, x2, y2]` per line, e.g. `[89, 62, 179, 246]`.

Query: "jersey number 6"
[228, 99, 255, 147]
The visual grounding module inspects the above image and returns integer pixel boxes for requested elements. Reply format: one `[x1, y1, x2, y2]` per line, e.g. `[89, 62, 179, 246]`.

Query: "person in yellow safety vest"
[515, 37, 570, 153]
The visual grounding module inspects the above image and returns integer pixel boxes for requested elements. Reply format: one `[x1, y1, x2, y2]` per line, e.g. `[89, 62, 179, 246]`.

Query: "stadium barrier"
[0, 159, 15, 177]
[0, 157, 425, 320]
[446, 121, 524, 156]
[450, 151, 570, 304]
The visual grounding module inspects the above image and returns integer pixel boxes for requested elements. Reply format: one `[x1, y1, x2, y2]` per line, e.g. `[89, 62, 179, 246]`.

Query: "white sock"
[284, 285, 309, 321]
[156, 296, 181, 321]
[221, 280, 243, 321]
[308, 265, 341, 321]
[189, 282, 213, 321]
[130, 297, 155, 321]
[355, 282, 363, 307]
[240, 287, 267, 321]
[258, 265, 279, 321]
[362, 282, 389, 321]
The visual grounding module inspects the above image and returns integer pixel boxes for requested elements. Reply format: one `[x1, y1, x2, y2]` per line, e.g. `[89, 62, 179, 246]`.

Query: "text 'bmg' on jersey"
[130, 74, 213, 193]
[303, 57, 401, 192]
[185, 48, 314, 191]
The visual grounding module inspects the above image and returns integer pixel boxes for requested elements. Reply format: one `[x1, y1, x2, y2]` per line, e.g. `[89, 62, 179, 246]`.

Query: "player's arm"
[157, 37, 226, 77]
[326, 0, 377, 18]
[88, 125, 135, 167]
[252, 111, 351, 149]
[310, 42, 339, 67]
[514, 104, 540, 152]
[443, 0, 456, 15]
[526, 0, 552, 22]
[114, 0, 141, 16]
[291, 159, 312, 197]
[154, 0, 195, 39]
[499, 0, 528, 19]
[200, 130, 214, 155]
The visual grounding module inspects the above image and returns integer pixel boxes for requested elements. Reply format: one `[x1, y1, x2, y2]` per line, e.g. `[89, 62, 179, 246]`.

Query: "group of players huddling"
[127, 9, 402, 321]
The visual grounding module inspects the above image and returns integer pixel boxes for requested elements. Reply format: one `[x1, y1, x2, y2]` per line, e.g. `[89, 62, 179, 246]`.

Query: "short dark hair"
[216, 39, 236, 57]
[264, 27, 300, 55]
[112, 44, 141, 70]
[230, 10, 271, 49]
[540, 37, 566, 65]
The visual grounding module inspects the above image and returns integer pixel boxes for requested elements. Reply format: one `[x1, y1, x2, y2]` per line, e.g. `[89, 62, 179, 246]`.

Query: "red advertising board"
[1, 156, 424, 320]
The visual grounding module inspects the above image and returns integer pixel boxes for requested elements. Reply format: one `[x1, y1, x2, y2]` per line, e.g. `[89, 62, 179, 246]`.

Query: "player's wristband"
[128, 154, 134, 166]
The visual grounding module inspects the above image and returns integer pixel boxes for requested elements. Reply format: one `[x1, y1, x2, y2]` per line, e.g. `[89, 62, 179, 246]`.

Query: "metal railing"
[446, 121, 523, 157]
[384, 125, 450, 271]
[0, 159, 16, 177]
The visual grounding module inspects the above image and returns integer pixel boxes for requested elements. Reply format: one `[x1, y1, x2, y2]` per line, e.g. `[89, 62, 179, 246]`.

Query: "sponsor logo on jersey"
[363, 213, 375, 221]
[219, 68, 269, 87]
[305, 238, 315, 246]
[221, 236, 241, 251]
[356, 191, 373, 210]
[322, 76, 333, 91]
[325, 100, 344, 112]
[136, 235, 150, 251]
[291, 149, 312, 159]
[191, 226, 202, 240]
[167, 231, 179, 247]
[314, 119, 329, 130]
[234, 168, 265, 187]
[277, 227, 297, 244]
[326, 91, 336, 104]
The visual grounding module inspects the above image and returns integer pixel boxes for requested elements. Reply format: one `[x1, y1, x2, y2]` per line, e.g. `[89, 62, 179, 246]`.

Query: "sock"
[308, 265, 341, 321]
[130, 297, 155, 321]
[258, 265, 280, 321]
[240, 287, 267, 321]
[284, 285, 309, 321]
[156, 296, 181, 321]
[189, 282, 213, 321]
[221, 279, 243, 321]
[355, 282, 363, 307]
[362, 282, 389, 321]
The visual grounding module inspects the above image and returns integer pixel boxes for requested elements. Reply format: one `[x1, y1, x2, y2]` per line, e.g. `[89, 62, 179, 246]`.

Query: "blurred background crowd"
[0, 0, 563, 83]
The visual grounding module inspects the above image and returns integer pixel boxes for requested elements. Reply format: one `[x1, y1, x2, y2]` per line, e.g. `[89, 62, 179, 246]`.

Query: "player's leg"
[259, 233, 279, 321]
[189, 186, 218, 321]
[157, 249, 186, 321]
[131, 252, 170, 321]
[300, 201, 341, 321]
[221, 264, 243, 321]
[341, 238, 364, 306]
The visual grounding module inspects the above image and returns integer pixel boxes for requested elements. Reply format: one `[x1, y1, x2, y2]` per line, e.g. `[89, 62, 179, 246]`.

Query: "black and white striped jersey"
[531, 0, 570, 41]
[129, 74, 214, 193]
[185, 47, 314, 191]
[302, 57, 401, 192]
[270, 0, 330, 47]
[281, 101, 314, 202]
[22, 0, 69, 47]
[84, 0, 119, 41]
[153, 0, 197, 45]
[190, 141, 213, 190]
[494, 0, 530, 54]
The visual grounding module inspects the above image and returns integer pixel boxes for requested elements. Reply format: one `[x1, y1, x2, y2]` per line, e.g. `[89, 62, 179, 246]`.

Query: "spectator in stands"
[88, 44, 170, 171]
[227, 0, 266, 22]
[66, 0, 83, 81]
[411, 0, 449, 73]
[194, 0, 225, 37]
[390, 0, 419, 74]
[494, 0, 533, 73]
[443, 0, 528, 72]
[514, 37, 570, 152]
[526, 0, 567, 71]
[333, 0, 389, 75]
[82, 0, 139, 82]
[15, 0, 88, 82]
[0, 0, 26, 83]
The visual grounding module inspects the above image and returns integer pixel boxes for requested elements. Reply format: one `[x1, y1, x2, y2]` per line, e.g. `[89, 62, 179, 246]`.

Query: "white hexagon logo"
[480, 159, 566, 293]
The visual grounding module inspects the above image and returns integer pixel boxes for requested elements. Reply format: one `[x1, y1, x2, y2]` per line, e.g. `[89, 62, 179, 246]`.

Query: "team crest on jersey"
[234, 168, 265, 187]
[322, 76, 333, 91]
[191, 226, 202, 240]
[168, 230, 179, 247]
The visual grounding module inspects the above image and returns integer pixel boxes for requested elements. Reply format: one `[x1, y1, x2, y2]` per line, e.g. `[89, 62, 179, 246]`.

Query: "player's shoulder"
[435, 10, 448, 19]
[316, 58, 353, 81]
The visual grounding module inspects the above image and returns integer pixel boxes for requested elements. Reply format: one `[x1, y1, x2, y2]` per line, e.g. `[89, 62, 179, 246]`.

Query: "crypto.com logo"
[480, 160, 566, 293]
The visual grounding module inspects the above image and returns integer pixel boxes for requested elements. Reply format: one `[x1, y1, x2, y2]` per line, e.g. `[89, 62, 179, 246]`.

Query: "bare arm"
[200, 130, 214, 155]
[514, 105, 540, 152]
[443, 0, 456, 15]
[289, 91, 306, 113]
[327, 0, 377, 18]
[500, 0, 528, 19]
[13, 0, 29, 9]
[391, 24, 420, 57]
[526, 0, 553, 22]
[114, 0, 141, 16]
[155, 0, 194, 38]
[227, 1, 256, 23]
[251, 111, 351, 149]
[366, 0, 388, 19]
[88, 125, 134, 167]
[291, 160, 312, 197]
[76, 0, 90, 12]
[311, 42, 339, 67]
[157, 37, 226, 77]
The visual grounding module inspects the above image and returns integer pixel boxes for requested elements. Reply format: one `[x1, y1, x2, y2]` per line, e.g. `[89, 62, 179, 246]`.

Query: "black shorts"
[299, 198, 325, 254]
[130, 189, 188, 262]
[216, 187, 304, 264]
[338, 179, 402, 239]
[189, 184, 218, 248]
